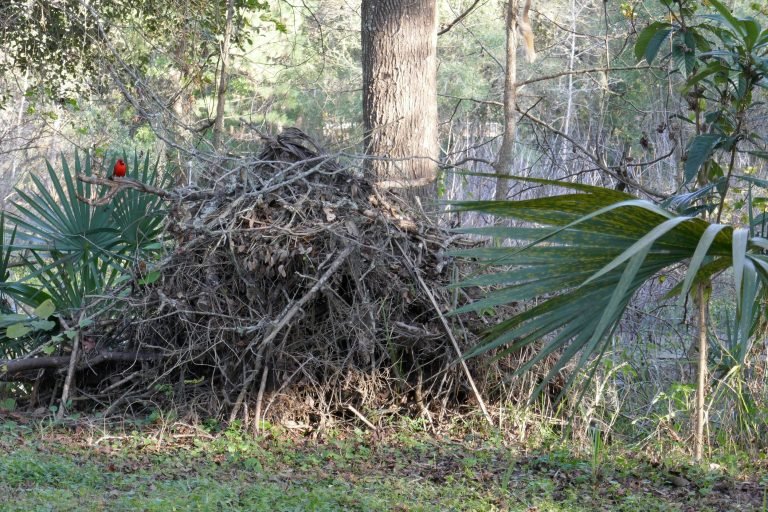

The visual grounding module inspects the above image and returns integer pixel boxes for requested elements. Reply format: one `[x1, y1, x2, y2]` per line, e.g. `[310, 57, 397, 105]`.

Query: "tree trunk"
[560, 0, 576, 166]
[694, 284, 708, 461]
[169, 25, 199, 186]
[493, 0, 519, 201]
[213, 0, 235, 151]
[361, 0, 438, 192]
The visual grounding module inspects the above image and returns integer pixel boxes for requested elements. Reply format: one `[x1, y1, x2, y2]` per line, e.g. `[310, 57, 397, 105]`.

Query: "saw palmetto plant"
[1, 151, 169, 341]
[452, 179, 767, 393]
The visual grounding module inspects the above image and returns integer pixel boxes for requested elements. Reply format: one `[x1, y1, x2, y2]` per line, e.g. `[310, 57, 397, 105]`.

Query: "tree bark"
[361, 0, 438, 192]
[493, 0, 520, 201]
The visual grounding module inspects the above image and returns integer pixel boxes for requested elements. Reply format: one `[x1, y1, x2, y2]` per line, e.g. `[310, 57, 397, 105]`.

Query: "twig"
[76, 175, 172, 205]
[516, 107, 669, 199]
[227, 245, 355, 423]
[347, 404, 377, 430]
[395, 241, 494, 427]
[56, 318, 80, 420]
[438, 0, 482, 35]
[101, 372, 141, 393]
[253, 365, 269, 434]
[415, 369, 434, 431]
[516, 65, 659, 87]
[76, 174, 215, 206]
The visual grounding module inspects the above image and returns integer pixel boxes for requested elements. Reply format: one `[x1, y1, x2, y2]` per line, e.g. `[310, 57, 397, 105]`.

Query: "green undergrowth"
[0, 417, 765, 511]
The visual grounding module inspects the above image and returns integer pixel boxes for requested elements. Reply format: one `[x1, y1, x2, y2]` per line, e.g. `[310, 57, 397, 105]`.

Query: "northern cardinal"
[113, 159, 127, 178]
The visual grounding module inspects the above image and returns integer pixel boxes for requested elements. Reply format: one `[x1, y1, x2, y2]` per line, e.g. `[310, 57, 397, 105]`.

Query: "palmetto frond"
[451, 178, 768, 398]
[110, 152, 170, 256]
[4, 151, 167, 311]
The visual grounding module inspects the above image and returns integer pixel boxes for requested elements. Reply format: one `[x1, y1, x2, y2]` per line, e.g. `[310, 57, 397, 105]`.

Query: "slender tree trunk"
[560, 0, 576, 166]
[493, 0, 519, 201]
[694, 284, 708, 461]
[168, 27, 197, 186]
[361, 0, 438, 192]
[10, 68, 29, 182]
[213, 0, 235, 151]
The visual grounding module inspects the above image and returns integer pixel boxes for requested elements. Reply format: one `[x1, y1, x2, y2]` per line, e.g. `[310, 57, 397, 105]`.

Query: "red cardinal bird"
[113, 159, 127, 178]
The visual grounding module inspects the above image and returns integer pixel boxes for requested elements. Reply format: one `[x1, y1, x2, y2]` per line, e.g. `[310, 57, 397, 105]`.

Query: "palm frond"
[110, 151, 170, 255]
[6, 151, 167, 312]
[453, 178, 768, 398]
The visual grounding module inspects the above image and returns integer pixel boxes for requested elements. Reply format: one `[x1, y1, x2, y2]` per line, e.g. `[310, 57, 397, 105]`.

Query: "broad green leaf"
[684, 61, 728, 89]
[664, 179, 724, 213]
[706, 0, 747, 39]
[138, 270, 162, 285]
[589, 247, 650, 363]
[0, 313, 29, 327]
[742, 19, 760, 50]
[635, 22, 672, 63]
[6, 323, 31, 339]
[583, 216, 694, 285]
[507, 199, 674, 255]
[735, 260, 758, 362]
[29, 319, 56, 331]
[33, 298, 55, 319]
[683, 31, 697, 76]
[679, 224, 728, 301]
[737, 174, 768, 188]
[454, 172, 768, 403]
[685, 135, 723, 185]
[732, 228, 749, 310]
[448, 175, 634, 201]
[5, 151, 166, 315]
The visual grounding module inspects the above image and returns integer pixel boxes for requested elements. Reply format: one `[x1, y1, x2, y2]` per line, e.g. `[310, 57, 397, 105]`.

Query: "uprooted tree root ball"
[68, 129, 498, 427]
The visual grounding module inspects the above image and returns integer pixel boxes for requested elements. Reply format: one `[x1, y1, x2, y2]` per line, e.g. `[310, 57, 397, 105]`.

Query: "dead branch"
[56, 317, 80, 419]
[517, 106, 670, 199]
[0, 350, 162, 380]
[27, 129, 507, 427]
[227, 245, 355, 423]
[438, 0, 482, 35]
[76, 174, 215, 205]
[396, 240, 494, 427]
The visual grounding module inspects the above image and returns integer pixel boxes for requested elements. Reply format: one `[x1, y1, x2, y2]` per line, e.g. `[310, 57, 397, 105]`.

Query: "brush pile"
[100, 128, 485, 427]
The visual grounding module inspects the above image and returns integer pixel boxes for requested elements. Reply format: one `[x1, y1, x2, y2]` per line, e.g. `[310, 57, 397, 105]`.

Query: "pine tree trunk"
[361, 0, 438, 192]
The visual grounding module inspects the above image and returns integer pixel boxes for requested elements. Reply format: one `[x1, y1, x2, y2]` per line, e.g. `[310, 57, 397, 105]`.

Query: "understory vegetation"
[1, 416, 765, 512]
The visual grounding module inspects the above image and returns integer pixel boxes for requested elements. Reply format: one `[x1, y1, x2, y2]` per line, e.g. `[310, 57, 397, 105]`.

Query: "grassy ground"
[0, 412, 765, 511]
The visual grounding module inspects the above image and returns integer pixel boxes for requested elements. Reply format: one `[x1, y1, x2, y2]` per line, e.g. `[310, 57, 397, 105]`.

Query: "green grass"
[0, 418, 764, 511]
